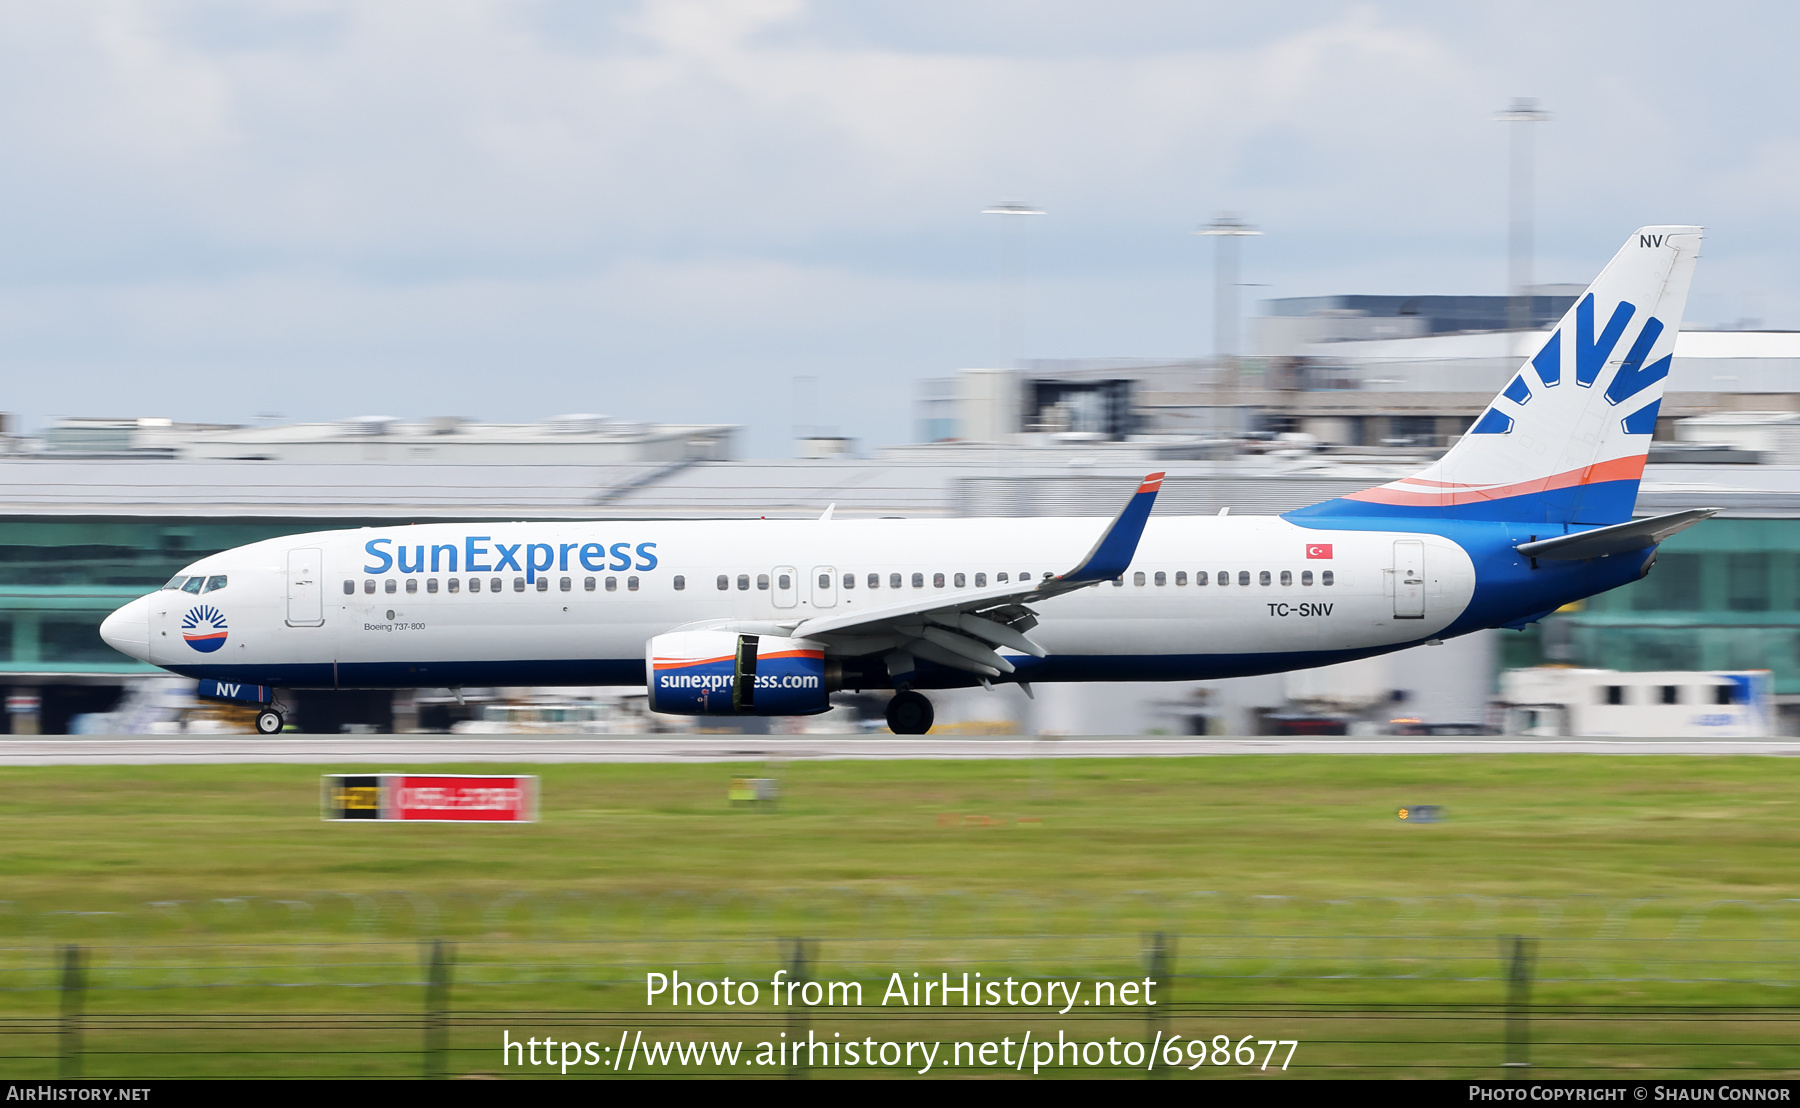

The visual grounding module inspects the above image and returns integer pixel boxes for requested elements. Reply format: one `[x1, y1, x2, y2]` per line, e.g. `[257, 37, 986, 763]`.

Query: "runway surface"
[2, 735, 1798, 764]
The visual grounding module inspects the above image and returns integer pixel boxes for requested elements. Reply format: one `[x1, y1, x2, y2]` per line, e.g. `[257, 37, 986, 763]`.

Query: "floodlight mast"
[1196, 211, 1262, 373]
[981, 200, 1046, 368]
[1494, 98, 1551, 339]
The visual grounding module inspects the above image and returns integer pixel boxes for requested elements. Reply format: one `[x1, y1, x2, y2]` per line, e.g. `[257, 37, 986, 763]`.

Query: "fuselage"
[99, 513, 1647, 692]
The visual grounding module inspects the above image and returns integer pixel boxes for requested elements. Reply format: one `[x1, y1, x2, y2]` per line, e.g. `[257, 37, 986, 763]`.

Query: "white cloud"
[0, 1, 1793, 451]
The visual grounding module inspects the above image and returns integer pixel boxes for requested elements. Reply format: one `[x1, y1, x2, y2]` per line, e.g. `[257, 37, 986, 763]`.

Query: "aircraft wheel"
[255, 709, 285, 735]
[886, 691, 934, 735]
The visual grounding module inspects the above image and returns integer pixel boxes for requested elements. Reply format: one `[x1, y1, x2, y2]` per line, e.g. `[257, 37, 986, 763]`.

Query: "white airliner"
[102, 227, 1714, 735]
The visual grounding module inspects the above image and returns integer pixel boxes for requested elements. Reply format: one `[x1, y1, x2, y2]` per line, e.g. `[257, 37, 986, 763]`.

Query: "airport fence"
[2, 891, 1800, 1078]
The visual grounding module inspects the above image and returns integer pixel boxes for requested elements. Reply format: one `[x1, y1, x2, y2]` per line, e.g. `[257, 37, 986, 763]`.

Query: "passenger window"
[628, 576, 639, 591]
[673, 576, 685, 591]
[469, 578, 481, 593]
[1280, 570, 1292, 586]
[427, 578, 439, 593]
[561, 577, 572, 592]
[1113, 577, 1124, 587]
[1259, 571, 1271, 586]
[1301, 570, 1313, 586]
[975, 573, 987, 587]
[1175, 571, 1187, 586]
[364, 580, 376, 594]
[406, 578, 418, 594]
[386, 579, 397, 594]
[1154, 571, 1166, 586]
[778, 574, 791, 590]
[818, 573, 830, 589]
[912, 573, 924, 588]
[843, 573, 855, 589]
[867, 573, 880, 589]
[889, 573, 901, 589]
[513, 577, 525, 592]
[490, 577, 502, 593]
[1660, 685, 1680, 705]
[606, 577, 618, 592]
[182, 577, 205, 594]
[584, 577, 596, 591]
[738, 574, 750, 590]
[163, 576, 188, 591]
[933, 573, 945, 588]
[997, 572, 1009, 584]
[1218, 572, 1229, 587]
[203, 575, 228, 593]
[1240, 571, 1252, 586]
[447, 577, 459, 593]
[536, 577, 548, 592]
[1133, 571, 1146, 586]
[342, 580, 354, 595]
[954, 572, 966, 588]
[1195, 571, 1207, 586]
[757, 574, 770, 591]
[1604, 685, 1625, 706]
[1714, 686, 1735, 706]
[717, 575, 729, 590]
[1322, 571, 1334, 586]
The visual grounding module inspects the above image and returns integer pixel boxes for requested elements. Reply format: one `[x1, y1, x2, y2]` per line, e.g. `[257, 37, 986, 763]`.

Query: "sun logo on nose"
[181, 605, 229, 653]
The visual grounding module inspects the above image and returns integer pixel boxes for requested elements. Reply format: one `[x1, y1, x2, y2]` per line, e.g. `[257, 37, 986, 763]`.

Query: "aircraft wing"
[1514, 507, 1719, 561]
[761, 472, 1166, 681]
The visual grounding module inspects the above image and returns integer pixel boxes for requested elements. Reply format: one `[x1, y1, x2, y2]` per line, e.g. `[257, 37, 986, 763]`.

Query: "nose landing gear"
[885, 690, 934, 735]
[255, 708, 286, 735]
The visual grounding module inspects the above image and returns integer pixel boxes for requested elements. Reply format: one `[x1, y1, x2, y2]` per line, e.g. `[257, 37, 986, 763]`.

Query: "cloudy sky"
[0, 1, 1792, 454]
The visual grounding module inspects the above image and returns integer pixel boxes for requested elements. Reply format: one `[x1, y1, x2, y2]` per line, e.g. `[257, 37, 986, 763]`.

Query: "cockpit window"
[180, 577, 205, 594]
[162, 576, 188, 591]
[202, 575, 228, 594]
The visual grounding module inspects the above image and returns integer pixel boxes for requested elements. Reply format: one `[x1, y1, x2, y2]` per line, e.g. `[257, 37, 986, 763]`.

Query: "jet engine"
[646, 630, 831, 716]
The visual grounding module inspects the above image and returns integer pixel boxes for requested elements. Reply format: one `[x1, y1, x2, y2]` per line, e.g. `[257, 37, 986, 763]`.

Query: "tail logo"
[1471, 293, 1665, 439]
[181, 605, 229, 653]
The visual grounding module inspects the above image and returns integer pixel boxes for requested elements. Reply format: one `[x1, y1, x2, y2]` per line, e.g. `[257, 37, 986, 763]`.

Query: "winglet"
[1054, 472, 1165, 585]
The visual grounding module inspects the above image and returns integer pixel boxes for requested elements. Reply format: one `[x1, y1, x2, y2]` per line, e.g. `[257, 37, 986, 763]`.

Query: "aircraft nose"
[100, 594, 153, 662]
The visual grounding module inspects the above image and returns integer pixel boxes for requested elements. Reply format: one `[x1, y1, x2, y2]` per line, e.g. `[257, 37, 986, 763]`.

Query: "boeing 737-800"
[101, 226, 1713, 735]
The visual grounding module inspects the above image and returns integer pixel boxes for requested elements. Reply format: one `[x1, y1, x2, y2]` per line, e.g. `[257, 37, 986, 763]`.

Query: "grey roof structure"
[2, 453, 1796, 520]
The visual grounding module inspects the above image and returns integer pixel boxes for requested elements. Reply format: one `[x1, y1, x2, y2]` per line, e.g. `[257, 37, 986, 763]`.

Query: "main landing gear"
[255, 708, 286, 735]
[885, 690, 934, 735]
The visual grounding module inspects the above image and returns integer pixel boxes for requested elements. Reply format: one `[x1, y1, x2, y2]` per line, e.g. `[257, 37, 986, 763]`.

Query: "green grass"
[2, 755, 1799, 1078]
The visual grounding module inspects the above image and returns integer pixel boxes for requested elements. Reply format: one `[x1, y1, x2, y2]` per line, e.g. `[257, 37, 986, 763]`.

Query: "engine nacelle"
[646, 630, 831, 716]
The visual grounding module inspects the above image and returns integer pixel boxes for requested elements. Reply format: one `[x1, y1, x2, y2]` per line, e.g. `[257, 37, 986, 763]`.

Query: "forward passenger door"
[287, 548, 325, 627]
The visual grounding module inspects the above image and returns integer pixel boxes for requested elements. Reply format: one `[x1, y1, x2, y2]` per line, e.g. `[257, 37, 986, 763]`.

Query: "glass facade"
[1508, 519, 1800, 694]
[0, 516, 413, 675]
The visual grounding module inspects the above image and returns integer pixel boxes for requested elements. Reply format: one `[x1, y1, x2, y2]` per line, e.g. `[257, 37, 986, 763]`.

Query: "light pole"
[1494, 98, 1550, 336]
[1196, 214, 1262, 440]
[981, 201, 1045, 367]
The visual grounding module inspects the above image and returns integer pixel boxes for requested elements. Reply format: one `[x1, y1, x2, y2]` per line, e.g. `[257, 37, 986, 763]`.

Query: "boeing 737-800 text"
[101, 227, 1714, 735]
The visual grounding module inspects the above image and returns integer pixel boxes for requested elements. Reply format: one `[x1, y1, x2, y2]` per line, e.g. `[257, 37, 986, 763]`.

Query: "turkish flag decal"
[1305, 544, 1334, 559]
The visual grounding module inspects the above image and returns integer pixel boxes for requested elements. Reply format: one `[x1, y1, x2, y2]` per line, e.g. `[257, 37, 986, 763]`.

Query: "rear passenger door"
[1393, 540, 1425, 619]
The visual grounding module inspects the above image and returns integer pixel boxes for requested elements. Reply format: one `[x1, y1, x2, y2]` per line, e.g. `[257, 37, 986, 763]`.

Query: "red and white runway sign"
[321, 774, 537, 822]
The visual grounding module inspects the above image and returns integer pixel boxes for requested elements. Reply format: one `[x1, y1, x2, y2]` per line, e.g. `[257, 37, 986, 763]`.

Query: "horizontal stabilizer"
[1514, 508, 1719, 561]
